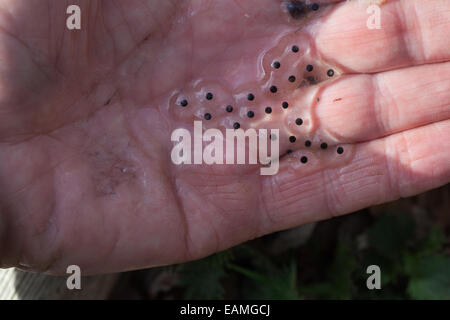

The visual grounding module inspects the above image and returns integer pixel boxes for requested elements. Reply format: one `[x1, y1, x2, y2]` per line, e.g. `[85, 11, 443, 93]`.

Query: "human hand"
[0, 0, 448, 274]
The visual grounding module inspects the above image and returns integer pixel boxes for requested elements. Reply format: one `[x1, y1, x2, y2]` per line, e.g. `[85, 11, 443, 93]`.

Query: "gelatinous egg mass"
[166, 1, 351, 171]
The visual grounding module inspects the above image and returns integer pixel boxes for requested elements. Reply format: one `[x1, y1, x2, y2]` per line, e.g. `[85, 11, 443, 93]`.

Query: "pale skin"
[0, 0, 448, 275]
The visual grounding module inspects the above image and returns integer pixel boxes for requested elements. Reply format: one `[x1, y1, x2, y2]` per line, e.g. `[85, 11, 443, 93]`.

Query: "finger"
[316, 0, 450, 73]
[260, 119, 450, 232]
[314, 61, 450, 143]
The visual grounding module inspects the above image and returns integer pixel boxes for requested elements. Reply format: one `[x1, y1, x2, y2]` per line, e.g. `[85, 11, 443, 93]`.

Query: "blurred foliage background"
[109, 184, 449, 300]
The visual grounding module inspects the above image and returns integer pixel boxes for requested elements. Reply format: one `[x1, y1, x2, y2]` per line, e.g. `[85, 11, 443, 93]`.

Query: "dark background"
[109, 184, 450, 300]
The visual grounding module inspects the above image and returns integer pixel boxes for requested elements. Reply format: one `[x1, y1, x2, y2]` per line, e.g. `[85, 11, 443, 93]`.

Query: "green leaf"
[407, 255, 450, 300]
[233, 260, 300, 300]
[177, 250, 233, 300]
[416, 227, 446, 256]
[329, 241, 357, 298]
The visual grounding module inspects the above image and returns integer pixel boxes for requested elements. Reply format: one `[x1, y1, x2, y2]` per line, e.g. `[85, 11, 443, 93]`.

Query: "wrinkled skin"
[0, 0, 449, 275]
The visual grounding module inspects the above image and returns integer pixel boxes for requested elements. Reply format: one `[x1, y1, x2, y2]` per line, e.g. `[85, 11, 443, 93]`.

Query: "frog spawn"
[168, 3, 354, 170]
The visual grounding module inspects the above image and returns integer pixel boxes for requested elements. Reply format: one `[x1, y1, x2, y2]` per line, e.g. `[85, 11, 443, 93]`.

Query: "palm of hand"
[0, 0, 448, 274]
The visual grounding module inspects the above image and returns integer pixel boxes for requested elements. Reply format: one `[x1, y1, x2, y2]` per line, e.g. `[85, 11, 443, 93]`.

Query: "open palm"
[0, 0, 448, 274]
